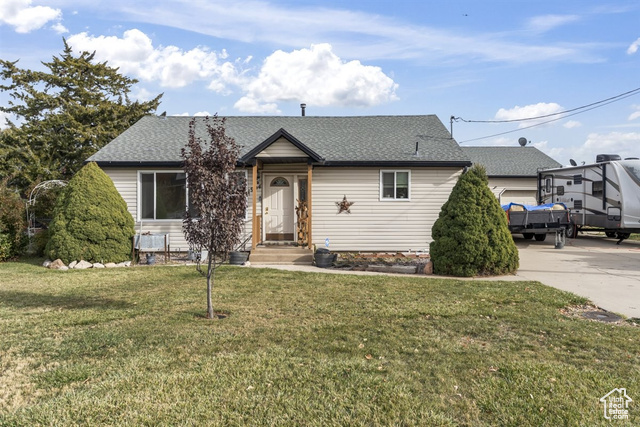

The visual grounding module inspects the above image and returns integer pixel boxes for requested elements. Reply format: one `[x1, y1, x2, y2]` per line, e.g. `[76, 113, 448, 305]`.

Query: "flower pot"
[314, 253, 335, 268]
[229, 251, 250, 265]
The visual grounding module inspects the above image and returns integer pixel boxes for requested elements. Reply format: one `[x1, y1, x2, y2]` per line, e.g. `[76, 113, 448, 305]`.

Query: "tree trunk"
[206, 253, 215, 319]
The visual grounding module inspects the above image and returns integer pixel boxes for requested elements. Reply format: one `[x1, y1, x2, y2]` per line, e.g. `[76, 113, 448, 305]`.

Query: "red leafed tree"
[181, 116, 247, 319]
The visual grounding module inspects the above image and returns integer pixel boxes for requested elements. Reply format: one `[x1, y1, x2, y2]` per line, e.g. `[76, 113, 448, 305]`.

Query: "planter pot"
[314, 253, 335, 268]
[229, 251, 250, 265]
[146, 253, 156, 265]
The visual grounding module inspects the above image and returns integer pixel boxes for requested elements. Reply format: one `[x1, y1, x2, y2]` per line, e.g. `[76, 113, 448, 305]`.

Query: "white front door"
[264, 175, 294, 240]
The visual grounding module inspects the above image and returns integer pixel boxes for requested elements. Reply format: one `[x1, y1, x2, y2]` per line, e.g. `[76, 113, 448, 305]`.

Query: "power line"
[453, 87, 640, 143]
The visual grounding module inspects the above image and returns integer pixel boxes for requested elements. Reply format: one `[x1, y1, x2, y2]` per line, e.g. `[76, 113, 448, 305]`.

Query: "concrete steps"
[249, 246, 314, 265]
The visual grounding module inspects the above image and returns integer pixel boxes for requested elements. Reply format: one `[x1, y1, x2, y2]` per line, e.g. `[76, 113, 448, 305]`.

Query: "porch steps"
[249, 246, 314, 265]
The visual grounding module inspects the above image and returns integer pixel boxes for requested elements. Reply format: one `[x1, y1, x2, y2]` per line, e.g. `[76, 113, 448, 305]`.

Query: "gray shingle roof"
[88, 115, 471, 166]
[462, 146, 561, 177]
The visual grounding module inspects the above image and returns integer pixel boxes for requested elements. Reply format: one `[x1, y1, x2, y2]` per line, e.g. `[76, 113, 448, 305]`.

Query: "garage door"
[500, 190, 537, 205]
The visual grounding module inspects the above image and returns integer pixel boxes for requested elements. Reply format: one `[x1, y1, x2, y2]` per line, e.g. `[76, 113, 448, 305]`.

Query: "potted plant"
[229, 238, 251, 265]
[314, 247, 335, 268]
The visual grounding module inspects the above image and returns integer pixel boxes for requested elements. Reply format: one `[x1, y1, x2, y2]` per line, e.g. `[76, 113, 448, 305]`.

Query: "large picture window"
[380, 170, 410, 200]
[140, 172, 187, 220]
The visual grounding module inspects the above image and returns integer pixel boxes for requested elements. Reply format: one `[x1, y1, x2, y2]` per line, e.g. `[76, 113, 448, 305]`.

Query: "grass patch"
[1, 260, 638, 425]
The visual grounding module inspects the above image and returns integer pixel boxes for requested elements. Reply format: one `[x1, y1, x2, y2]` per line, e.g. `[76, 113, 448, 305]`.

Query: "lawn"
[1, 260, 638, 426]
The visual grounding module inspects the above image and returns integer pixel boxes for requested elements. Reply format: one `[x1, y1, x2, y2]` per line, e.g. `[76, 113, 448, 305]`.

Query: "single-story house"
[462, 146, 561, 205]
[88, 114, 472, 253]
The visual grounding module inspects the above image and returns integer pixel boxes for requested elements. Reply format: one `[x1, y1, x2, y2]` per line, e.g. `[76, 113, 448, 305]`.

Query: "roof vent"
[596, 154, 621, 163]
[300, 103, 306, 117]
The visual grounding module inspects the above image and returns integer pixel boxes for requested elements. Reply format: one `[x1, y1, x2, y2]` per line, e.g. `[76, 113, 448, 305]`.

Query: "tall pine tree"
[0, 39, 162, 193]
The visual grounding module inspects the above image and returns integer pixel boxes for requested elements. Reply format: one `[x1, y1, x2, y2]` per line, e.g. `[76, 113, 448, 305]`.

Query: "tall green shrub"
[0, 180, 27, 261]
[46, 162, 134, 263]
[430, 165, 519, 277]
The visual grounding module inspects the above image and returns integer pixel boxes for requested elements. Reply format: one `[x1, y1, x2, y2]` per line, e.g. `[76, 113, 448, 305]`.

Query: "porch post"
[307, 164, 313, 249]
[252, 162, 258, 249]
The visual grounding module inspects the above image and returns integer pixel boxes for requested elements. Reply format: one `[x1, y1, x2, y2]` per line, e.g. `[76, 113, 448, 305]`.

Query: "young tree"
[0, 39, 162, 193]
[430, 165, 519, 277]
[182, 116, 247, 319]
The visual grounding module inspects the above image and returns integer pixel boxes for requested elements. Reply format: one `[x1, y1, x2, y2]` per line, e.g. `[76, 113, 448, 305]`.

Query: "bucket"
[229, 251, 249, 265]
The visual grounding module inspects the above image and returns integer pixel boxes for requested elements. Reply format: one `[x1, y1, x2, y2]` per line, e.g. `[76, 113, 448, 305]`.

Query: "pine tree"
[0, 39, 162, 193]
[430, 165, 519, 277]
[46, 162, 134, 264]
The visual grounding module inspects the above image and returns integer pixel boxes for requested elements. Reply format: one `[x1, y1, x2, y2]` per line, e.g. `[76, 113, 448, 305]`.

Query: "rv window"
[574, 200, 583, 210]
[573, 174, 582, 184]
[592, 181, 603, 197]
[621, 163, 640, 185]
[557, 186, 564, 196]
[545, 178, 551, 193]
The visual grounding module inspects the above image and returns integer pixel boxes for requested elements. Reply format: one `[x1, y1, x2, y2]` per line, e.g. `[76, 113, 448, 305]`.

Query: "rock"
[423, 261, 433, 275]
[42, 259, 52, 268]
[69, 260, 78, 269]
[58, 266, 69, 271]
[93, 263, 105, 268]
[242, 261, 251, 266]
[105, 262, 117, 268]
[123, 261, 131, 267]
[75, 260, 93, 269]
[49, 259, 65, 269]
[116, 262, 126, 268]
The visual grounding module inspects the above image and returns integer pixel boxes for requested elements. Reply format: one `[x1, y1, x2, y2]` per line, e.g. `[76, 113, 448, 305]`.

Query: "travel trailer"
[537, 154, 640, 242]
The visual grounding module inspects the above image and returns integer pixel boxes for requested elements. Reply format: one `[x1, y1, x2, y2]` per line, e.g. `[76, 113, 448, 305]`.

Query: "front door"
[264, 175, 294, 241]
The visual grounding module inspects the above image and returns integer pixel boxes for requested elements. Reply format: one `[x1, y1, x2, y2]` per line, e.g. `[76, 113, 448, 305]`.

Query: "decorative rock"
[423, 261, 433, 275]
[93, 263, 105, 268]
[242, 261, 251, 266]
[75, 260, 93, 269]
[49, 259, 66, 269]
[105, 262, 117, 268]
[69, 260, 78, 269]
[123, 261, 131, 267]
[42, 259, 52, 268]
[116, 262, 126, 268]
[58, 266, 69, 271]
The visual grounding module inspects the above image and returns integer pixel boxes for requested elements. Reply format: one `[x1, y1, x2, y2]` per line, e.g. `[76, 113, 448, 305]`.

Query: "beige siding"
[257, 138, 307, 158]
[104, 167, 253, 252]
[487, 177, 538, 205]
[310, 167, 462, 252]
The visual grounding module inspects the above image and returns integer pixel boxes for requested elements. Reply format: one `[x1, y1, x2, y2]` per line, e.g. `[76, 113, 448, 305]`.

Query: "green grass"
[1, 260, 638, 426]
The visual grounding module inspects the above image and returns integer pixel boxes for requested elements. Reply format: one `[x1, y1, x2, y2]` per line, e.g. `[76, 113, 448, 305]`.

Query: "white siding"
[104, 167, 253, 252]
[310, 167, 461, 252]
[487, 177, 538, 205]
[257, 138, 307, 158]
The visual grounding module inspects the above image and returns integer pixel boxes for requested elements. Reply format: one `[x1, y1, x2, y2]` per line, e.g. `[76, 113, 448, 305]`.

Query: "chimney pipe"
[300, 103, 306, 116]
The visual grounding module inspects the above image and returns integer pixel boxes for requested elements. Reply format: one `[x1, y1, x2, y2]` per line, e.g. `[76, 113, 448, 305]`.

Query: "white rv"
[538, 154, 640, 241]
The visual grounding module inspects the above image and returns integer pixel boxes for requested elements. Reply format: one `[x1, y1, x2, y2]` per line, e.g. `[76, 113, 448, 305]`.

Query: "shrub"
[0, 180, 27, 261]
[46, 162, 135, 264]
[430, 165, 519, 277]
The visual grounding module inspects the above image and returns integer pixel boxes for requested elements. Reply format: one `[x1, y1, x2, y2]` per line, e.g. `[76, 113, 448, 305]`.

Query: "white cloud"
[51, 22, 68, 34]
[0, 0, 61, 33]
[67, 29, 245, 89]
[193, 111, 212, 116]
[627, 37, 640, 55]
[0, 111, 12, 130]
[629, 105, 640, 121]
[234, 97, 281, 114]
[531, 140, 564, 163]
[495, 102, 564, 128]
[573, 132, 640, 163]
[236, 44, 398, 113]
[563, 120, 582, 129]
[527, 14, 580, 33]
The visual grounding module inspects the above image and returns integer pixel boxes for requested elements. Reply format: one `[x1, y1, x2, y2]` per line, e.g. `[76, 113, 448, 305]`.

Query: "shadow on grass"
[0, 290, 133, 311]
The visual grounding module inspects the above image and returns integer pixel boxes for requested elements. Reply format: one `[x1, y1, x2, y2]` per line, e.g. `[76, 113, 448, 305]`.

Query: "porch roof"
[88, 115, 471, 167]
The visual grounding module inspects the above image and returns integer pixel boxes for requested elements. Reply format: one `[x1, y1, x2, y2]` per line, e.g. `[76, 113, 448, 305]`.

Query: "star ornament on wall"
[336, 195, 355, 214]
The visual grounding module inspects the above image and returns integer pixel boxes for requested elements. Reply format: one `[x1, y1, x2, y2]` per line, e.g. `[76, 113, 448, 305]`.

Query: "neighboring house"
[88, 114, 471, 252]
[462, 146, 562, 205]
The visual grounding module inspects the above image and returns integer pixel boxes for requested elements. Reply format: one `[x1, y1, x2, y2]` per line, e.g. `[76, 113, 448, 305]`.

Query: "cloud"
[236, 44, 398, 113]
[51, 22, 68, 34]
[67, 29, 245, 89]
[629, 105, 640, 121]
[527, 14, 580, 33]
[573, 132, 640, 163]
[0, 0, 62, 33]
[563, 120, 582, 129]
[495, 103, 564, 128]
[627, 37, 640, 55]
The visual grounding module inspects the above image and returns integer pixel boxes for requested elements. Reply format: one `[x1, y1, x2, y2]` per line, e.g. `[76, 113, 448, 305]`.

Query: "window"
[380, 171, 410, 200]
[592, 181, 603, 197]
[573, 174, 582, 184]
[140, 172, 187, 220]
[270, 177, 290, 187]
[557, 186, 565, 196]
[298, 178, 308, 202]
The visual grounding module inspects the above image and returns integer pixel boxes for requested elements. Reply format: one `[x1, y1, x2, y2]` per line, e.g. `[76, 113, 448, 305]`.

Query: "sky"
[1, 0, 639, 165]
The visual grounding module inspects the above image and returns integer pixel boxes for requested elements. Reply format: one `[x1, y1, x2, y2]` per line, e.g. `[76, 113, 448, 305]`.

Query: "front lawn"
[1, 261, 638, 425]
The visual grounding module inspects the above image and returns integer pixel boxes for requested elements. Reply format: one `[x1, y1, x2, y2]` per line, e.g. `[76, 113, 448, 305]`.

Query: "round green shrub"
[0, 181, 27, 261]
[46, 162, 134, 264]
[430, 165, 519, 277]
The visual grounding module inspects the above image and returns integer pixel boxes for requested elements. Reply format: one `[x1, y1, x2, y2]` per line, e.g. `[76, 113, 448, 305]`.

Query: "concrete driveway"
[514, 232, 640, 319]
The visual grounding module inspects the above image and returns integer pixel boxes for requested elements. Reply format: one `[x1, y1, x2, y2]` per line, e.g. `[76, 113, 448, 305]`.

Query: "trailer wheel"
[565, 222, 577, 239]
[616, 232, 631, 240]
[522, 233, 534, 240]
[534, 234, 547, 242]
[605, 231, 617, 238]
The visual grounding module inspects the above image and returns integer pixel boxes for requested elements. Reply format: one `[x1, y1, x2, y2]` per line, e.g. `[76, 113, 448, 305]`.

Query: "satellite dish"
[569, 159, 577, 166]
[518, 137, 528, 147]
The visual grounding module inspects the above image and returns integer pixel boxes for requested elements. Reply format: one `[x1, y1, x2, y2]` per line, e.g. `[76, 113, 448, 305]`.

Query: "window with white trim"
[140, 172, 187, 220]
[380, 170, 410, 200]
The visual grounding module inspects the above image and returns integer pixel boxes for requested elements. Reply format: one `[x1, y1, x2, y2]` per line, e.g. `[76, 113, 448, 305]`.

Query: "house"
[462, 146, 561, 205]
[88, 114, 471, 253]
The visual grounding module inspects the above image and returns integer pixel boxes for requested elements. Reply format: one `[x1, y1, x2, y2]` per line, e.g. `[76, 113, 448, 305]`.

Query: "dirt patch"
[332, 252, 430, 274]
[560, 304, 637, 326]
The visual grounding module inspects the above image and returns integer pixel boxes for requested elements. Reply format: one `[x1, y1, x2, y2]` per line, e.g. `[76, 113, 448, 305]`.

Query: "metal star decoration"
[336, 195, 355, 214]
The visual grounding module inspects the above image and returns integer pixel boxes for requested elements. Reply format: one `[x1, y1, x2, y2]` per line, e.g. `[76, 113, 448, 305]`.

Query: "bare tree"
[182, 116, 247, 319]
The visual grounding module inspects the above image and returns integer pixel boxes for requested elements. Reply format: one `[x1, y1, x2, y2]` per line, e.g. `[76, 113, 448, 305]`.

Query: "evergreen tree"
[0, 39, 162, 193]
[46, 162, 134, 264]
[430, 165, 519, 277]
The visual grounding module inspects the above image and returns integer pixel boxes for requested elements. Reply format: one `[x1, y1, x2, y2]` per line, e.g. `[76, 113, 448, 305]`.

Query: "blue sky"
[1, 0, 639, 165]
